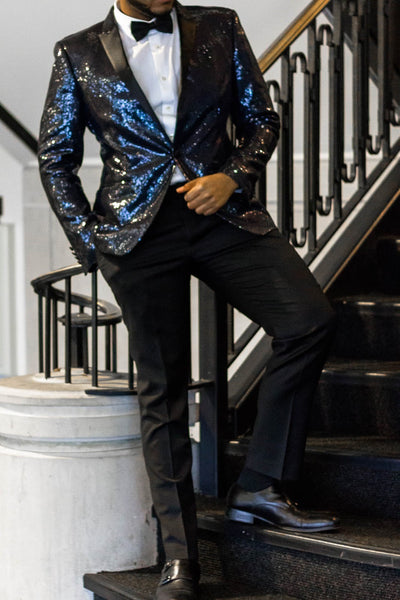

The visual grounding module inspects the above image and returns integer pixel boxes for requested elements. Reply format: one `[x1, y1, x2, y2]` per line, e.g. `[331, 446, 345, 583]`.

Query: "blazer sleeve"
[221, 12, 280, 197]
[38, 42, 98, 273]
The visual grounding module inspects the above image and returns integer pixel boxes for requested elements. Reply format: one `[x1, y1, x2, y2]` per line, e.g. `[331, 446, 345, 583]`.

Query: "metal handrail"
[31, 265, 121, 326]
[258, 0, 332, 72]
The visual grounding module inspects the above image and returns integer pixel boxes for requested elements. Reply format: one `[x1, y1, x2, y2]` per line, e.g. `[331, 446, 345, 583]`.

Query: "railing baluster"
[227, 305, 235, 361]
[379, 0, 390, 157]
[289, 51, 309, 248]
[44, 286, 51, 379]
[278, 48, 292, 237]
[112, 324, 117, 373]
[105, 326, 111, 371]
[82, 330, 89, 375]
[198, 283, 228, 496]
[52, 298, 58, 370]
[65, 277, 72, 384]
[91, 271, 98, 387]
[38, 295, 44, 374]
[357, 0, 368, 187]
[128, 346, 134, 391]
[332, 0, 344, 220]
[341, 3, 359, 184]
[307, 22, 318, 252]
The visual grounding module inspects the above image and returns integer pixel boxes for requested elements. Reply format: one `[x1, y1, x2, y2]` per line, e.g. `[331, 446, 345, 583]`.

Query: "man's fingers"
[176, 180, 197, 194]
[188, 197, 218, 214]
[177, 174, 236, 214]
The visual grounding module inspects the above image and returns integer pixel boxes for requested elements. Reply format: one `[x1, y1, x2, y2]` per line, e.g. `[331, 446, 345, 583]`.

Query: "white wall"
[0, 147, 25, 375]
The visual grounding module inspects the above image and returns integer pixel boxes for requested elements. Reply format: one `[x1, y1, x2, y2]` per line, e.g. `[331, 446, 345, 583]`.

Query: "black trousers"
[97, 187, 336, 562]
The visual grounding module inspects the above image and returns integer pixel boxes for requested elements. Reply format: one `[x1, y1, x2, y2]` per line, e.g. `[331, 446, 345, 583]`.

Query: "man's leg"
[191, 224, 337, 529]
[96, 194, 198, 563]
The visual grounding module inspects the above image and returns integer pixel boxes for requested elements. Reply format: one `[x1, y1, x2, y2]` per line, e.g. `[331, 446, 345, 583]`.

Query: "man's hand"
[176, 173, 238, 216]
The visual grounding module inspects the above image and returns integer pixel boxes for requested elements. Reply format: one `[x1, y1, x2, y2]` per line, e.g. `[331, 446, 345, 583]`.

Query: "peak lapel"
[176, 2, 197, 87]
[175, 2, 197, 140]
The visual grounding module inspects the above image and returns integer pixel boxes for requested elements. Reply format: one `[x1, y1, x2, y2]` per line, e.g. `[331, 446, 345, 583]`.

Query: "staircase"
[83, 198, 400, 600]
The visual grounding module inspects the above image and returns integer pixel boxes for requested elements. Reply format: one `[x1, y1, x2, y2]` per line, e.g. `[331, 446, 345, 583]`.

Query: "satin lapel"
[98, 10, 170, 142]
[175, 2, 197, 138]
[176, 2, 197, 89]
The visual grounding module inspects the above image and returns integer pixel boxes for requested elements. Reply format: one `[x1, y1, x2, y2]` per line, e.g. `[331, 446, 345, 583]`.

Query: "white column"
[0, 372, 158, 600]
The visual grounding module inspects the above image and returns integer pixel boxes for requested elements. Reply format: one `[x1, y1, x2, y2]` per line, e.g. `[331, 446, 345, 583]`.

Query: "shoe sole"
[226, 507, 340, 533]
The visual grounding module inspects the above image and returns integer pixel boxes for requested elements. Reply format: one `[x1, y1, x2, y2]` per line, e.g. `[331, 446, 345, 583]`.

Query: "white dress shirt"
[113, 2, 185, 184]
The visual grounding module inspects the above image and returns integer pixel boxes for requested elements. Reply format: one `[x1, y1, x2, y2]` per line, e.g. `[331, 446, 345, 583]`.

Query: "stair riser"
[311, 377, 400, 437]
[298, 458, 400, 520]
[376, 237, 400, 295]
[221, 531, 400, 600]
[331, 306, 400, 359]
[224, 448, 400, 519]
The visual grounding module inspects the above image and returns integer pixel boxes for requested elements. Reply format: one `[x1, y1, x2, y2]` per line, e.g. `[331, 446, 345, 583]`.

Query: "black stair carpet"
[86, 568, 298, 600]
[85, 526, 299, 600]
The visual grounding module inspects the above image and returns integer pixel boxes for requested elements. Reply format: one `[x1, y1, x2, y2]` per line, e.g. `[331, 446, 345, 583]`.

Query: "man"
[38, 1, 338, 598]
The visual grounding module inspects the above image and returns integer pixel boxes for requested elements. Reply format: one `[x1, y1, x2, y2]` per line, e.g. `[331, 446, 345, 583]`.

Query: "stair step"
[225, 437, 400, 519]
[84, 499, 400, 600]
[196, 503, 400, 570]
[199, 497, 400, 599]
[84, 570, 297, 600]
[203, 510, 400, 600]
[299, 437, 400, 520]
[311, 359, 400, 436]
[195, 498, 400, 600]
[331, 294, 400, 359]
[84, 529, 299, 600]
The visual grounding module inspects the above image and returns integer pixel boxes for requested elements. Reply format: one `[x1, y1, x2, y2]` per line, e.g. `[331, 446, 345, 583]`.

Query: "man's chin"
[124, 0, 174, 19]
[151, 2, 175, 15]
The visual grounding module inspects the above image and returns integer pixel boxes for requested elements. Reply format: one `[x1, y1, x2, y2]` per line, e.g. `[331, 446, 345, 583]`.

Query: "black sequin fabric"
[38, 2, 280, 272]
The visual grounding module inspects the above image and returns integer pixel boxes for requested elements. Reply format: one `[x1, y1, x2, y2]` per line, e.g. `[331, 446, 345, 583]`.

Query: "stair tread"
[84, 566, 299, 600]
[196, 496, 400, 567]
[306, 435, 400, 457]
[304, 436, 400, 471]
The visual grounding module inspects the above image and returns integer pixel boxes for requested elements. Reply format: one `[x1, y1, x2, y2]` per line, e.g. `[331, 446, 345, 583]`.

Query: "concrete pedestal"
[0, 372, 157, 600]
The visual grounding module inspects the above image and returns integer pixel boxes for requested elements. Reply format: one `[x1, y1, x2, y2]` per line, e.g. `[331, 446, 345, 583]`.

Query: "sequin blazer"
[38, 3, 280, 272]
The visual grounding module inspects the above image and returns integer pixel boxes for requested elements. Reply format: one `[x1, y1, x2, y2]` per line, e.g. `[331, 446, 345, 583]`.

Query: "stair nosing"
[84, 572, 151, 600]
[305, 448, 400, 470]
[198, 513, 400, 570]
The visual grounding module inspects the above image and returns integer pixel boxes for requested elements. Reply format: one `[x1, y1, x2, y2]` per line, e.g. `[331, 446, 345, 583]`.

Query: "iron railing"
[14, 0, 400, 495]
[258, 0, 399, 260]
[202, 0, 400, 493]
[31, 266, 123, 387]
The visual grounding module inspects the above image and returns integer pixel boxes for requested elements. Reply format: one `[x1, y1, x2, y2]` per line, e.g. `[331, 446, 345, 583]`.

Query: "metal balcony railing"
[31, 266, 124, 387]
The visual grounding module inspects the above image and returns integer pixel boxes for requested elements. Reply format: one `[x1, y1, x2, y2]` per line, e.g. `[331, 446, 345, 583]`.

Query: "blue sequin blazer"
[38, 3, 280, 272]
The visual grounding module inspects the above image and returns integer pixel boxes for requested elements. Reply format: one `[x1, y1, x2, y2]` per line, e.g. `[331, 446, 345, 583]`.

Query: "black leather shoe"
[226, 483, 339, 532]
[155, 559, 200, 600]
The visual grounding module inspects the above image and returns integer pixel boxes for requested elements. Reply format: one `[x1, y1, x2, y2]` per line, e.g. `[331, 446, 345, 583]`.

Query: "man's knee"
[304, 298, 337, 346]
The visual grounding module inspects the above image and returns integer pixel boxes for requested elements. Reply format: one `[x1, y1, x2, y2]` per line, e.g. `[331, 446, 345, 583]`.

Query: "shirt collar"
[113, 1, 177, 40]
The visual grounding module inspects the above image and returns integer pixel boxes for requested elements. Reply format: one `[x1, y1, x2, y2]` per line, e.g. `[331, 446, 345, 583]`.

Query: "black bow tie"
[130, 13, 173, 41]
